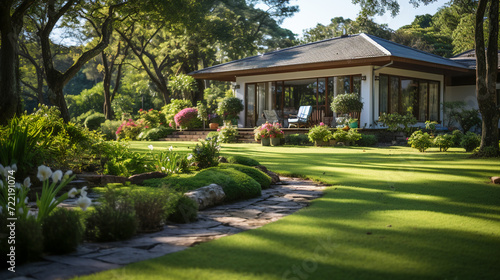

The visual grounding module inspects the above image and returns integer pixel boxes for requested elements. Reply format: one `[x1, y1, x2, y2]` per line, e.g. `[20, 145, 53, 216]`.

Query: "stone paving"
[2, 177, 326, 280]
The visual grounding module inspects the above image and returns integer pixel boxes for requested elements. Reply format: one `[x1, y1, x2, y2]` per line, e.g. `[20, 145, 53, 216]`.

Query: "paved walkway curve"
[3, 177, 326, 280]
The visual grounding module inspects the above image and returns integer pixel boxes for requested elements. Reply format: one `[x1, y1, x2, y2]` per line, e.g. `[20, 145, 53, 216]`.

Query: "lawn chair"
[263, 110, 282, 125]
[288, 106, 312, 128]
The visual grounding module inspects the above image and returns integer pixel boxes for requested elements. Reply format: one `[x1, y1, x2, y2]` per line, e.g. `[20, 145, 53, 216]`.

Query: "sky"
[279, 0, 450, 36]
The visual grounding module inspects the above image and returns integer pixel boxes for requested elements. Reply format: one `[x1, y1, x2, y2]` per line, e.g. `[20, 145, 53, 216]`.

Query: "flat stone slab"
[8, 176, 326, 280]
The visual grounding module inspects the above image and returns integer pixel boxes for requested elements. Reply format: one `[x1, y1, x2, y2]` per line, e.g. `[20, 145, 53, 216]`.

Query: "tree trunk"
[475, 0, 500, 155]
[102, 52, 114, 120]
[0, 0, 34, 124]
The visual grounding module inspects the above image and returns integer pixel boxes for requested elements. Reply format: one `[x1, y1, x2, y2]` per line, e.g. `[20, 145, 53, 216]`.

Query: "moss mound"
[221, 163, 272, 189]
[226, 155, 260, 166]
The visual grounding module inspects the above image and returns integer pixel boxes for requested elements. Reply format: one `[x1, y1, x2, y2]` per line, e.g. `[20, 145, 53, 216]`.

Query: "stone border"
[3, 177, 326, 280]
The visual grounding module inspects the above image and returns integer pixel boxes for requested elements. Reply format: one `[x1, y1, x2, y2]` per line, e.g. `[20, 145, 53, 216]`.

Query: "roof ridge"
[363, 33, 467, 68]
[359, 33, 391, 56]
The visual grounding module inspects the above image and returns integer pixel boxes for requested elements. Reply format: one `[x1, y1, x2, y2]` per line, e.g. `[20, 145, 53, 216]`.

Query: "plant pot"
[329, 139, 338, 146]
[209, 123, 219, 130]
[261, 137, 271, 146]
[349, 121, 358, 129]
[271, 137, 281, 146]
[343, 126, 350, 131]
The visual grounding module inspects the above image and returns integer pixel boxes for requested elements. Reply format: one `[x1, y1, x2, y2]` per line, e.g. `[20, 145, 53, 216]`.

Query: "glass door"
[245, 84, 256, 127]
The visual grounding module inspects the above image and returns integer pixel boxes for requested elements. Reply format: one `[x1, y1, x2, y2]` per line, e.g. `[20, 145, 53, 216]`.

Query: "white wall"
[233, 66, 449, 128]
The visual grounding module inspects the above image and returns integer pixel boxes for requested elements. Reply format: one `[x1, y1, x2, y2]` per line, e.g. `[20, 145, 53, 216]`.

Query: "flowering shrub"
[218, 125, 239, 143]
[308, 122, 332, 143]
[116, 119, 145, 140]
[254, 122, 283, 141]
[408, 130, 433, 152]
[162, 99, 192, 128]
[193, 137, 220, 170]
[137, 108, 166, 128]
[174, 108, 202, 130]
[433, 134, 454, 152]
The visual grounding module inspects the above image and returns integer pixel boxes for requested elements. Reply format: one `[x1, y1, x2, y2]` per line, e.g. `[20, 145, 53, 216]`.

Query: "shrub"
[331, 93, 363, 114]
[137, 108, 166, 128]
[451, 130, 464, 147]
[42, 208, 84, 254]
[356, 134, 378, 146]
[84, 112, 106, 131]
[346, 128, 362, 142]
[307, 123, 332, 144]
[151, 148, 191, 175]
[433, 134, 454, 152]
[206, 131, 219, 139]
[332, 128, 349, 142]
[75, 110, 97, 125]
[100, 120, 122, 140]
[408, 130, 433, 152]
[0, 215, 43, 266]
[222, 163, 272, 189]
[174, 108, 202, 130]
[378, 112, 417, 135]
[285, 133, 309, 145]
[85, 188, 137, 242]
[450, 108, 481, 133]
[162, 99, 192, 128]
[460, 132, 481, 152]
[217, 97, 244, 121]
[218, 125, 239, 143]
[131, 189, 171, 232]
[116, 119, 145, 140]
[137, 126, 175, 141]
[167, 195, 198, 224]
[193, 137, 220, 170]
[254, 122, 284, 141]
[226, 155, 260, 166]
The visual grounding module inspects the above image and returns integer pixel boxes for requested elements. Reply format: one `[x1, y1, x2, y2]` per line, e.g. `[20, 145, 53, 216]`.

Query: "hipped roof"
[190, 33, 472, 81]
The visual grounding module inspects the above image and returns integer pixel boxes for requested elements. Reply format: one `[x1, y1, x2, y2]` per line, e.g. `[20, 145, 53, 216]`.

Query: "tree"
[0, 0, 36, 125]
[354, 0, 499, 155]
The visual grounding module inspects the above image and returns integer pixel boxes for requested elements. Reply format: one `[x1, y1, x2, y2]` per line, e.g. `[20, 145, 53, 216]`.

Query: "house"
[190, 33, 500, 129]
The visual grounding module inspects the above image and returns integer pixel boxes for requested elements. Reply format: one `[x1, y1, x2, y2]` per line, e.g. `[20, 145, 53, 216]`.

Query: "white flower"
[0, 164, 4, 176]
[0, 181, 3, 189]
[161, 167, 166, 171]
[15, 183, 22, 189]
[76, 196, 91, 211]
[23, 177, 31, 188]
[80, 186, 88, 197]
[63, 170, 73, 180]
[37, 165, 53, 182]
[187, 154, 193, 160]
[2, 166, 13, 178]
[24, 197, 28, 204]
[169, 146, 173, 151]
[11, 164, 17, 172]
[18, 208, 23, 215]
[148, 145, 154, 151]
[0, 206, 2, 214]
[52, 170, 63, 182]
[68, 188, 78, 198]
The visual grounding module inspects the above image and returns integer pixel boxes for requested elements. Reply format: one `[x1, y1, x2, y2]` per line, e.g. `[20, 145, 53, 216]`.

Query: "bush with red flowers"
[174, 108, 202, 130]
[116, 119, 145, 140]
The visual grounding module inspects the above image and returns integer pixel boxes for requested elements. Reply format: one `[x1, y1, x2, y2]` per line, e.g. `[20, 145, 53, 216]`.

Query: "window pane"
[245, 84, 255, 127]
[401, 79, 417, 115]
[429, 82, 439, 121]
[353, 76, 361, 95]
[379, 75, 388, 115]
[274, 82, 283, 111]
[328, 77, 334, 114]
[257, 83, 267, 123]
[335, 76, 350, 95]
[419, 82, 428, 121]
[390, 77, 399, 113]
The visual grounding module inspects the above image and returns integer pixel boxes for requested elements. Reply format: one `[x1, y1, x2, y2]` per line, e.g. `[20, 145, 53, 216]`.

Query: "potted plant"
[217, 97, 244, 125]
[331, 93, 363, 127]
[307, 122, 332, 146]
[269, 122, 284, 146]
[254, 123, 271, 146]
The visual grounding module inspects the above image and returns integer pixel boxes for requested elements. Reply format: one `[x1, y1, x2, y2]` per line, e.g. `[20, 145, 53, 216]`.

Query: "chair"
[263, 110, 281, 124]
[288, 106, 312, 128]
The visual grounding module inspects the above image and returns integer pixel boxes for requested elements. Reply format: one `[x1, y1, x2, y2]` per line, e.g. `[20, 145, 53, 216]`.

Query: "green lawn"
[77, 143, 500, 280]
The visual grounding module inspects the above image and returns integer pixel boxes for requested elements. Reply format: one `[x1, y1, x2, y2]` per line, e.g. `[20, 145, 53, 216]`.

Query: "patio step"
[160, 130, 213, 142]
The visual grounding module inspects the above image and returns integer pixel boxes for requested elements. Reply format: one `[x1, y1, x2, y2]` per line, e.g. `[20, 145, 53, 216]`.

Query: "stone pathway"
[2, 177, 326, 280]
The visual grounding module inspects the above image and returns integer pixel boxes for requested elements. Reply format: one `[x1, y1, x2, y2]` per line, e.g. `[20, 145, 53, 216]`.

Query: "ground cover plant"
[77, 143, 500, 280]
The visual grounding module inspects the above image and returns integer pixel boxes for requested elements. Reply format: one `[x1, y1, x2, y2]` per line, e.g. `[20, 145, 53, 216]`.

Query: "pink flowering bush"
[254, 122, 283, 141]
[116, 119, 145, 140]
[174, 108, 202, 130]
